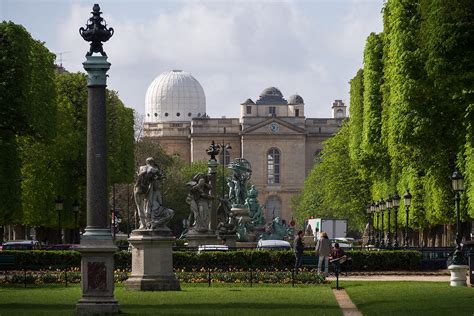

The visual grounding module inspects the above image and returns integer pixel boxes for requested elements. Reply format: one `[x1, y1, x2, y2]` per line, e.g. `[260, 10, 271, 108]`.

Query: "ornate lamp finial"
[79, 4, 114, 56]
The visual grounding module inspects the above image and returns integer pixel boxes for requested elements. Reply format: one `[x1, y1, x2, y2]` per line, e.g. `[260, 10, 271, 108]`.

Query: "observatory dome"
[145, 70, 206, 122]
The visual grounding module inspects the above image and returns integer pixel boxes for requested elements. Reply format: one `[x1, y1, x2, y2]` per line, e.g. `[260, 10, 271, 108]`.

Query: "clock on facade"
[269, 122, 280, 133]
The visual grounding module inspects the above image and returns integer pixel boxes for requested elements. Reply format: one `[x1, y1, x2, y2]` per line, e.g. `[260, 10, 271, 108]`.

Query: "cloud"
[55, 0, 383, 118]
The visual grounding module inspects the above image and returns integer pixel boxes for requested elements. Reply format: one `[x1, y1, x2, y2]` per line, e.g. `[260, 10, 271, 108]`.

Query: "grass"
[0, 283, 341, 315]
[344, 281, 474, 316]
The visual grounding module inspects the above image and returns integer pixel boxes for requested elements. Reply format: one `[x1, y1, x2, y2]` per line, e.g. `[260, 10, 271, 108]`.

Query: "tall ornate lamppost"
[373, 203, 380, 247]
[55, 196, 64, 244]
[379, 199, 385, 248]
[76, 4, 119, 314]
[392, 193, 400, 249]
[366, 204, 372, 246]
[385, 197, 392, 249]
[403, 190, 412, 248]
[448, 170, 468, 286]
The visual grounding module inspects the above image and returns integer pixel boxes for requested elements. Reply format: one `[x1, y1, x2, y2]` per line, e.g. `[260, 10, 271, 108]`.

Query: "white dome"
[145, 70, 206, 122]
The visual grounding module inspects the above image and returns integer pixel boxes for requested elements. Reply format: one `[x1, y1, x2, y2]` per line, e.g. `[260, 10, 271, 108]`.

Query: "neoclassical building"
[143, 70, 346, 223]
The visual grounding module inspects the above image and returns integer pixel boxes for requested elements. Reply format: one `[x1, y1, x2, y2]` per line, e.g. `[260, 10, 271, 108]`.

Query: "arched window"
[265, 195, 282, 222]
[220, 148, 231, 166]
[267, 148, 280, 184]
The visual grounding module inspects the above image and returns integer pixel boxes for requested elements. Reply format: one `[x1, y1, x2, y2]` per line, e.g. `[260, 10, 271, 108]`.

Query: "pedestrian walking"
[294, 230, 304, 273]
[315, 231, 331, 275]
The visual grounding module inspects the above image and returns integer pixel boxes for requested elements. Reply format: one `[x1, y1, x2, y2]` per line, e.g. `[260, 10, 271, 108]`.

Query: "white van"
[256, 240, 291, 250]
[197, 245, 229, 254]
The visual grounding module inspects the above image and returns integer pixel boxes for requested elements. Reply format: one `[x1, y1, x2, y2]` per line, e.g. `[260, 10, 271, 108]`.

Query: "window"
[265, 195, 282, 222]
[154, 113, 158, 117]
[188, 112, 192, 117]
[336, 109, 344, 118]
[267, 148, 280, 184]
[165, 113, 169, 117]
[246, 106, 252, 114]
[269, 106, 276, 116]
[176, 112, 181, 117]
[295, 109, 299, 117]
[220, 148, 231, 166]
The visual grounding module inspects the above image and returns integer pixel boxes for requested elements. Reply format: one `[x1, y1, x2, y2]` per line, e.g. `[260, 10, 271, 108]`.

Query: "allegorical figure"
[186, 173, 213, 233]
[134, 157, 174, 230]
[227, 158, 252, 207]
[244, 185, 265, 226]
[216, 195, 236, 235]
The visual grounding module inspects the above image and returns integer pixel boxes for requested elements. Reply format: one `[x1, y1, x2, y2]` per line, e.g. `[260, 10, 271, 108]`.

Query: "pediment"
[242, 118, 305, 135]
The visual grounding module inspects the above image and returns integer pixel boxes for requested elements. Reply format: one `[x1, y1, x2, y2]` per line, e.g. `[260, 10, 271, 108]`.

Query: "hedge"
[0, 249, 425, 271]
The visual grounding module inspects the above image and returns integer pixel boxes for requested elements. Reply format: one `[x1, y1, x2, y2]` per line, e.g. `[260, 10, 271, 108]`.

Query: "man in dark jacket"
[294, 230, 304, 272]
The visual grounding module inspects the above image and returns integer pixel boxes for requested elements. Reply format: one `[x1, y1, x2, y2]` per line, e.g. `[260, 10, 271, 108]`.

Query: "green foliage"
[361, 33, 389, 180]
[4, 249, 422, 272]
[348, 69, 364, 166]
[293, 123, 371, 232]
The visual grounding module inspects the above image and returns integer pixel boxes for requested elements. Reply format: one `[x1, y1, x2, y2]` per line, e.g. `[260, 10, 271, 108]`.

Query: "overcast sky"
[1, 0, 383, 118]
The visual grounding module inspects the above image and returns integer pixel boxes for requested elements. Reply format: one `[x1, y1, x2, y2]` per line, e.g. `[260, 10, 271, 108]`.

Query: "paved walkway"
[332, 288, 363, 316]
[327, 274, 452, 282]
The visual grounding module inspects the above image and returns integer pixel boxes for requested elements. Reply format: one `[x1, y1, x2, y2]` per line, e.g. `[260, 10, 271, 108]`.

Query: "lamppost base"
[448, 264, 469, 287]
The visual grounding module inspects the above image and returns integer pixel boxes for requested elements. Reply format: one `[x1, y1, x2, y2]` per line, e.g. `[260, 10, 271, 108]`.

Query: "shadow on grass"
[119, 302, 341, 314]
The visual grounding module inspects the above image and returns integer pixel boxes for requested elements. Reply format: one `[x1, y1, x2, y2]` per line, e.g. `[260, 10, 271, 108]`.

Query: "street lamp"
[392, 193, 400, 249]
[55, 196, 64, 244]
[385, 197, 392, 249]
[373, 203, 380, 247]
[451, 170, 466, 265]
[403, 190, 412, 248]
[72, 200, 80, 244]
[379, 199, 386, 248]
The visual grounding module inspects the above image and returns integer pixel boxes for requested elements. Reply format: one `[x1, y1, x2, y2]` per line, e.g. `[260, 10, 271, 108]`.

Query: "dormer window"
[268, 106, 276, 116]
[246, 106, 252, 115]
[295, 109, 299, 117]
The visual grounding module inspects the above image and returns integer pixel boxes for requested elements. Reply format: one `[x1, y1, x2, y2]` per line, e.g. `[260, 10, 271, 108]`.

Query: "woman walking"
[315, 231, 331, 275]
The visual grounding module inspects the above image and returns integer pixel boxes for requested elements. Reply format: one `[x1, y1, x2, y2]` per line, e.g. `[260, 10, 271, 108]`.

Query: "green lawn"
[0, 284, 341, 315]
[344, 281, 474, 316]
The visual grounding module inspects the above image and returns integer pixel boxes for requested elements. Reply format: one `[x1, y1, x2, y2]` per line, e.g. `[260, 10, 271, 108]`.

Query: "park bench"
[300, 255, 318, 269]
[0, 255, 15, 270]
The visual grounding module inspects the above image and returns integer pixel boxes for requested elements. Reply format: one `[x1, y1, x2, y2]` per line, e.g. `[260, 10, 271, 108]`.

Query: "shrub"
[3, 249, 422, 271]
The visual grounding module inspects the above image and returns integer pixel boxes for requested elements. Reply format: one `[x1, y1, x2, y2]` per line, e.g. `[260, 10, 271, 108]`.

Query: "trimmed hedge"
[1, 249, 423, 271]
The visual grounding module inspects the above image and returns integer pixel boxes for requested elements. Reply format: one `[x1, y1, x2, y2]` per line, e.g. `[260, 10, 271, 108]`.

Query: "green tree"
[294, 123, 371, 233]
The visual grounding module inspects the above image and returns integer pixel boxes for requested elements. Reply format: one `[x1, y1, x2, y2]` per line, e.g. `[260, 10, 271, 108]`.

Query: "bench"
[0, 255, 15, 268]
[300, 255, 318, 268]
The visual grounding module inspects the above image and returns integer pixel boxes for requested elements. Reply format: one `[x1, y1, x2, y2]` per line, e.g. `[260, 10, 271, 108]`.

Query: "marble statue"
[244, 185, 265, 226]
[186, 173, 213, 233]
[227, 158, 252, 206]
[134, 157, 174, 230]
[216, 195, 236, 234]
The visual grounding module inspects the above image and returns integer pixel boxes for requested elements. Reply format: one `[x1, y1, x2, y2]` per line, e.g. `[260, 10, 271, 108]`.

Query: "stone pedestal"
[232, 206, 251, 222]
[76, 230, 119, 315]
[124, 229, 180, 291]
[217, 234, 237, 247]
[448, 264, 469, 287]
[186, 231, 219, 247]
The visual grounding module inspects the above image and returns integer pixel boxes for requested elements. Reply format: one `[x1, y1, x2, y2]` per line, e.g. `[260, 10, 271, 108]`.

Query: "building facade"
[143, 70, 346, 223]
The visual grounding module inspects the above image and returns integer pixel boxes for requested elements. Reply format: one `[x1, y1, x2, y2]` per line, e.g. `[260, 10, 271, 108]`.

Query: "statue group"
[134, 157, 174, 231]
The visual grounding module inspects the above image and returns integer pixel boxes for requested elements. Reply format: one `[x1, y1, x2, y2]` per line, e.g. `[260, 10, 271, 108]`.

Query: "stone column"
[76, 56, 119, 315]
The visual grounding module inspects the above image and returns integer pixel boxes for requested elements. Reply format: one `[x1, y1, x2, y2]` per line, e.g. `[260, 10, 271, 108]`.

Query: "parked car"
[2, 240, 40, 250]
[256, 240, 291, 250]
[197, 245, 229, 254]
[47, 244, 80, 251]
